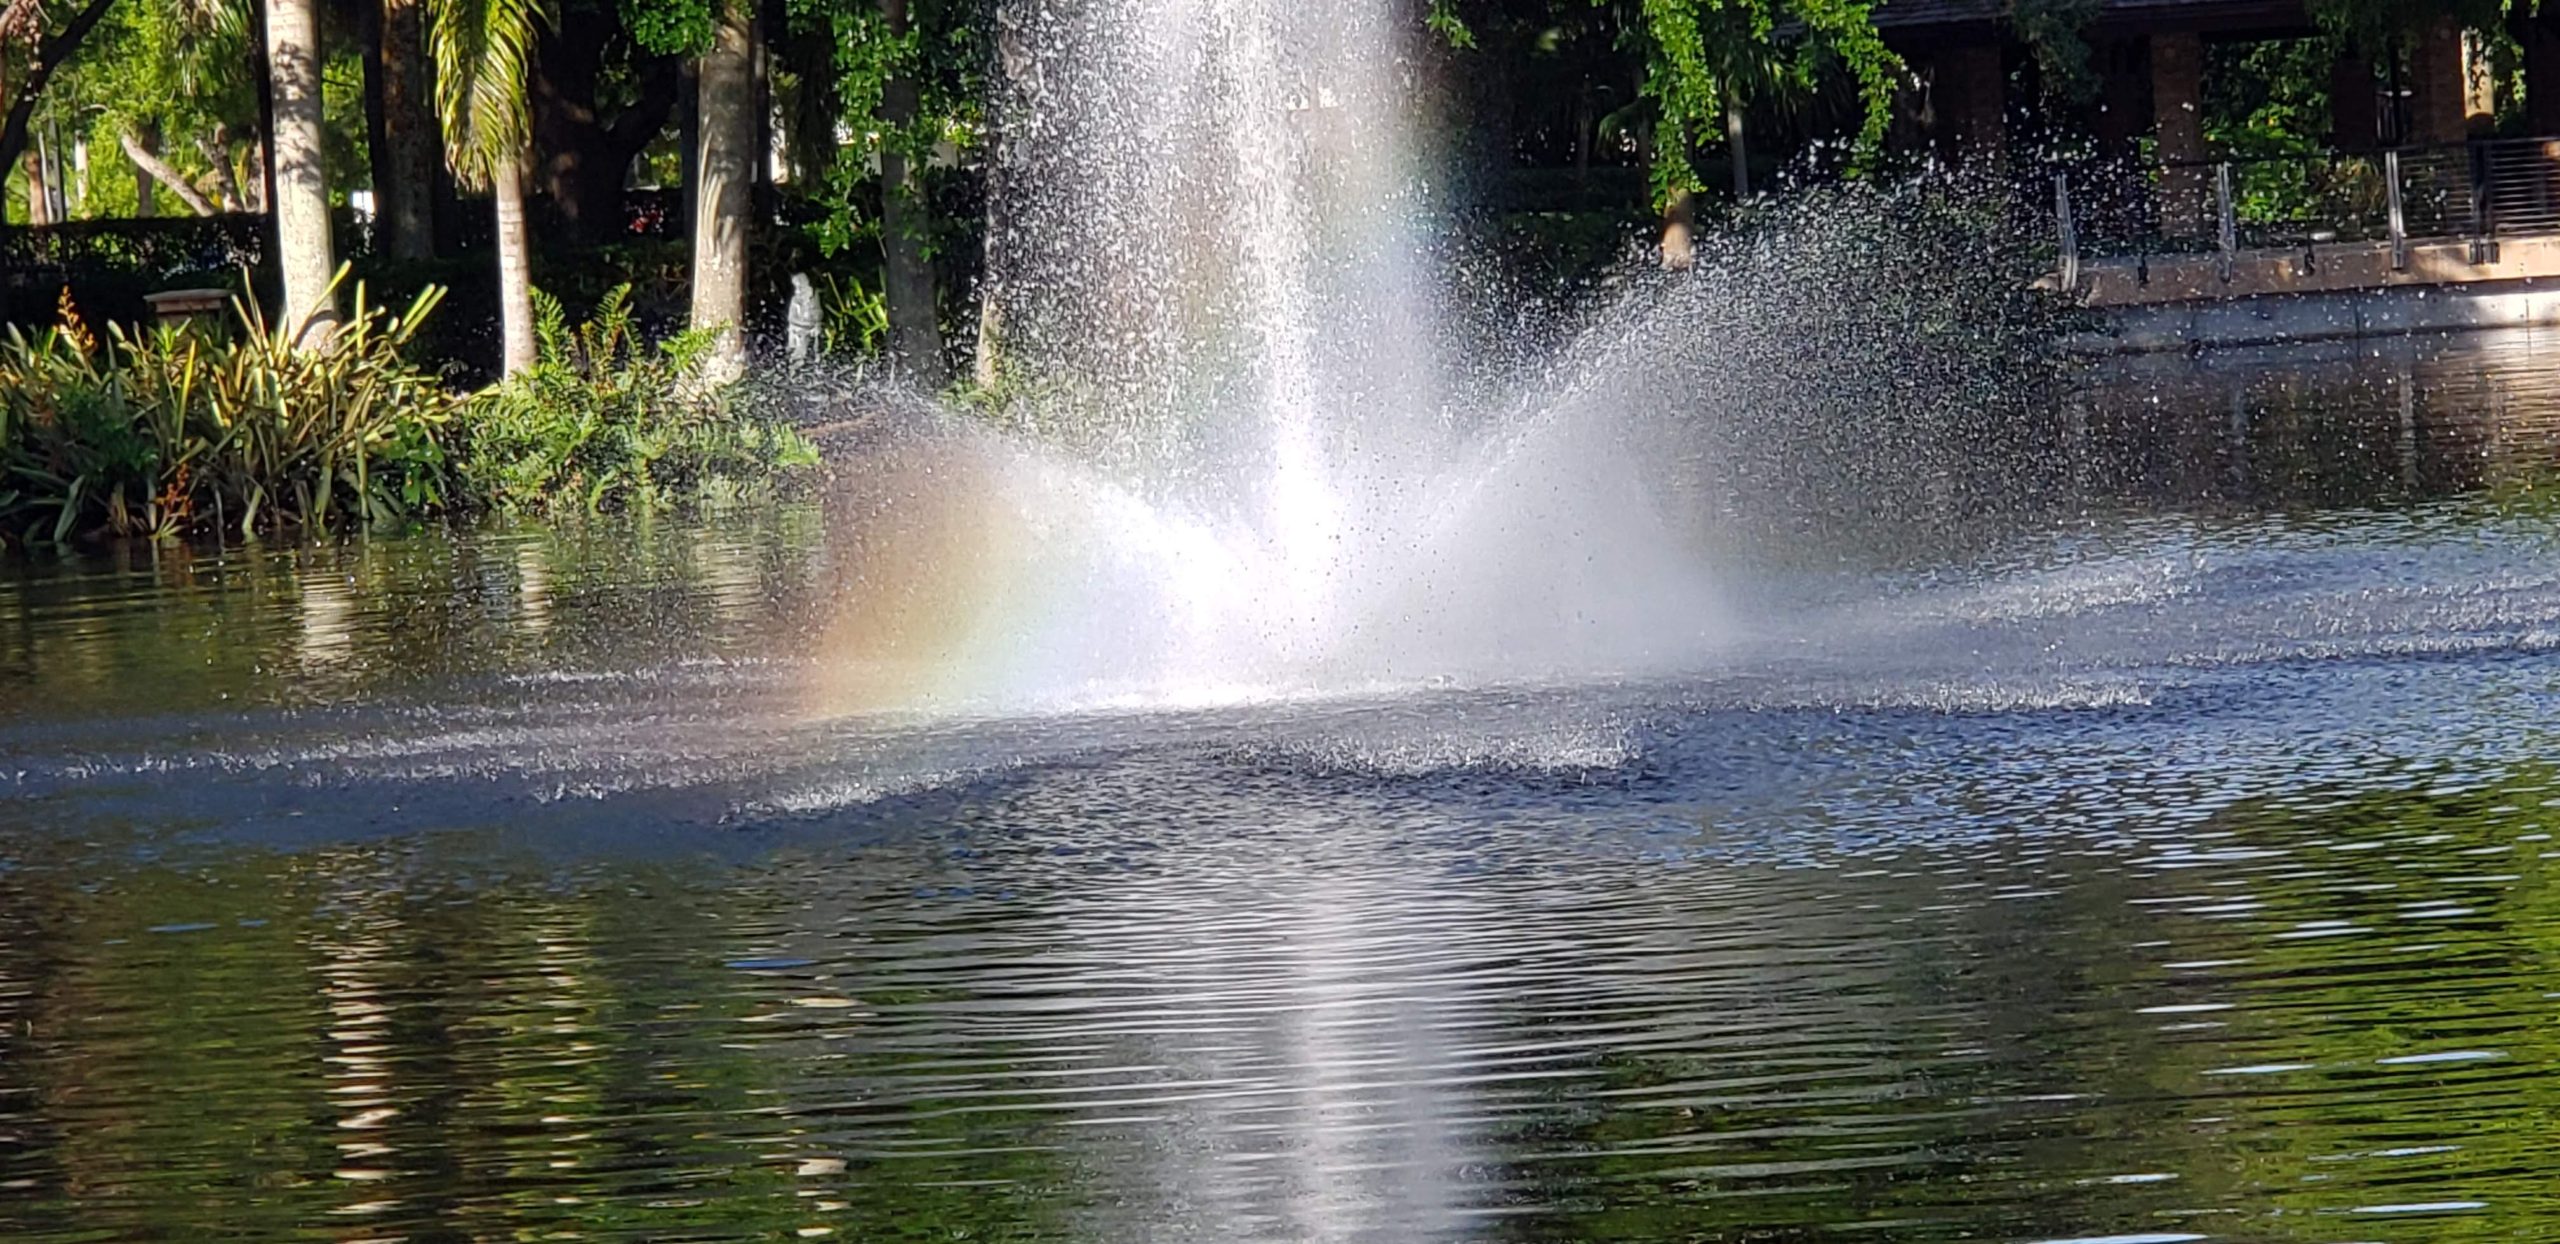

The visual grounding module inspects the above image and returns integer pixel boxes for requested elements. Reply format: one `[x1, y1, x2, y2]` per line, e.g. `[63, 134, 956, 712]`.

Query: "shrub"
[457, 286, 818, 512]
[0, 282, 456, 543]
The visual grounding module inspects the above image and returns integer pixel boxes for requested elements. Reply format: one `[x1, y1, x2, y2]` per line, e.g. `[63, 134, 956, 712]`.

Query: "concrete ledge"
[2063, 279, 2560, 354]
[2079, 236, 2560, 306]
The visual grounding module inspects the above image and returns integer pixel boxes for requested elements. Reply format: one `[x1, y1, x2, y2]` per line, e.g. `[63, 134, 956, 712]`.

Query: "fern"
[457, 284, 816, 513]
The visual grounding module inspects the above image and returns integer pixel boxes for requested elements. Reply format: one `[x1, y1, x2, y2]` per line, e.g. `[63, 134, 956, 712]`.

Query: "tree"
[0, 0, 124, 226]
[1629, 0, 1899, 265]
[117, 126, 218, 211]
[42, 0, 260, 219]
[2308, 0, 2506, 51]
[686, 0, 750, 383]
[367, 0, 439, 259]
[264, 0, 334, 346]
[1424, 0, 1899, 268]
[874, 0, 940, 383]
[428, 0, 544, 374]
[528, 0, 680, 242]
[806, 0, 982, 381]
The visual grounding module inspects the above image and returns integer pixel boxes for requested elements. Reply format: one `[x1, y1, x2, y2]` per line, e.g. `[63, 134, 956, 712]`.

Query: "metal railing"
[2052, 135, 2560, 288]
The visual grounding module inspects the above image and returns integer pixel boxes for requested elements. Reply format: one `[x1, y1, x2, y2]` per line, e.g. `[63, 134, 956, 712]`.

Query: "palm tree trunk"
[494, 151, 536, 375]
[686, 0, 752, 384]
[266, 0, 336, 348]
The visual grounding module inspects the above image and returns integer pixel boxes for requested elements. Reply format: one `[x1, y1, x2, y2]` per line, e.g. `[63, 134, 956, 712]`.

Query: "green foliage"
[2200, 36, 2395, 242]
[458, 286, 818, 512]
[0, 278, 821, 544]
[2205, 35, 2337, 161]
[622, 0, 715, 55]
[1629, 0, 1900, 203]
[803, 0, 987, 262]
[2009, 0, 2101, 103]
[28, 0, 363, 220]
[1425, 0, 1479, 49]
[0, 282, 457, 543]
[2307, 0, 2507, 53]
[813, 271, 888, 358]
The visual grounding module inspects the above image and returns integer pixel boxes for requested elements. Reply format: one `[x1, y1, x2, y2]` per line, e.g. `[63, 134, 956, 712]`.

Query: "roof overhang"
[1872, 0, 2317, 51]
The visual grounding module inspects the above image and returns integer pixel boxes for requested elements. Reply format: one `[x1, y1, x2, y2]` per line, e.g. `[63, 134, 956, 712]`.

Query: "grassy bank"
[0, 280, 816, 546]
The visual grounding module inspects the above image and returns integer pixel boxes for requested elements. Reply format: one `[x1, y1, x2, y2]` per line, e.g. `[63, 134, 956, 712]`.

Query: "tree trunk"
[35, 128, 62, 221]
[132, 119, 159, 216]
[879, 0, 942, 385]
[495, 153, 536, 376]
[253, 3, 279, 217]
[199, 131, 245, 210]
[242, 129, 269, 211]
[359, 0, 386, 226]
[265, 0, 336, 348]
[59, 129, 81, 218]
[677, 58, 700, 238]
[687, 0, 754, 383]
[972, 154, 1002, 389]
[22, 149, 48, 226]
[1725, 86, 1748, 199]
[1659, 185, 1694, 270]
[0, 0, 120, 229]
[780, 25, 838, 187]
[120, 130, 219, 215]
[366, 0, 435, 259]
[531, 21, 680, 242]
[751, 0, 772, 201]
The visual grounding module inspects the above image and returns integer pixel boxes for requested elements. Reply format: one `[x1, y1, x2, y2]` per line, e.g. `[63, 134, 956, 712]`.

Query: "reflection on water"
[7, 762, 2560, 1241]
[2071, 323, 2560, 513]
[5, 329, 2560, 1241]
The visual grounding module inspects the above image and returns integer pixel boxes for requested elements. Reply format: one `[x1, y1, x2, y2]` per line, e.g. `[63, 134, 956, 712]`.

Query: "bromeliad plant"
[0, 279, 457, 543]
[460, 285, 818, 512]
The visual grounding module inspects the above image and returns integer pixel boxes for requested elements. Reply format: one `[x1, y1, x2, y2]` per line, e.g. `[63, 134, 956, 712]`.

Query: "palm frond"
[426, 0, 551, 187]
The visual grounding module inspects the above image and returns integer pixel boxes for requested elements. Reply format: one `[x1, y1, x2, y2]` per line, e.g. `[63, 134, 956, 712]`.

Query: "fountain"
[809, 0, 1744, 716]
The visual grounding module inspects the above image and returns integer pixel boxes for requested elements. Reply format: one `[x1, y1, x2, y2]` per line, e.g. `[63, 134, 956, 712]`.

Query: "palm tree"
[686, 0, 752, 385]
[427, 0, 542, 375]
[264, 0, 335, 346]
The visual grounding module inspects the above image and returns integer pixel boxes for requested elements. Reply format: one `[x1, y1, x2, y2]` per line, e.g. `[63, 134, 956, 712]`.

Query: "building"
[1872, 1, 2528, 170]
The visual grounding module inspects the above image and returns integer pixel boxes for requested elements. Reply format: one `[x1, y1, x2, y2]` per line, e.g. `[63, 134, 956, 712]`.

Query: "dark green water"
[7, 329, 2560, 1241]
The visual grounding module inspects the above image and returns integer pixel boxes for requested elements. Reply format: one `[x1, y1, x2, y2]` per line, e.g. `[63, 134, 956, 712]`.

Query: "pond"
[6, 327, 2560, 1242]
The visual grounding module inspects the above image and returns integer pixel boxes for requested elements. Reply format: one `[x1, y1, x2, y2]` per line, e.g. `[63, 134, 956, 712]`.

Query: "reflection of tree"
[0, 502, 831, 722]
[5, 760, 2559, 1239]
[2152, 769, 2560, 1240]
[0, 835, 1081, 1238]
[1450, 766, 2560, 1243]
[1466, 855, 2215, 1243]
[14, 858, 339, 1237]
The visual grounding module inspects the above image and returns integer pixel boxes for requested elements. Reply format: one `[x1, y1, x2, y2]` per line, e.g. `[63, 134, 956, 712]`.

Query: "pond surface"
[8, 329, 2560, 1241]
